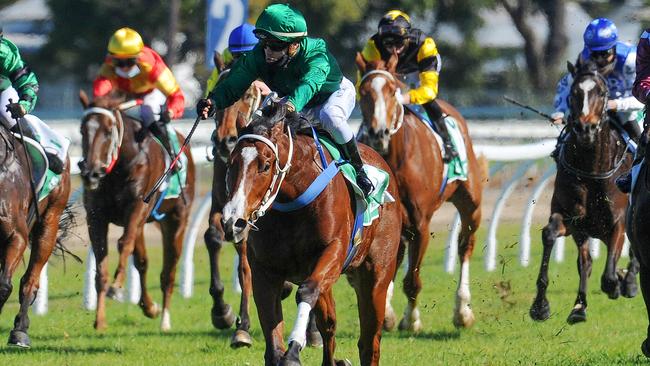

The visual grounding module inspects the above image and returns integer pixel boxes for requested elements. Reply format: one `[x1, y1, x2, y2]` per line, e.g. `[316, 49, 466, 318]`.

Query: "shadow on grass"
[0, 345, 125, 355]
[392, 329, 461, 341]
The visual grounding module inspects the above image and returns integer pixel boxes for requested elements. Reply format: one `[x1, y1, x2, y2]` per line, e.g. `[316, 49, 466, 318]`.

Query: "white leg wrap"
[288, 302, 312, 350]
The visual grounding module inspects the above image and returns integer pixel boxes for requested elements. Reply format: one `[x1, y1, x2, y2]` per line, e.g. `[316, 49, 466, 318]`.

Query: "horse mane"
[89, 92, 127, 109]
[241, 102, 312, 137]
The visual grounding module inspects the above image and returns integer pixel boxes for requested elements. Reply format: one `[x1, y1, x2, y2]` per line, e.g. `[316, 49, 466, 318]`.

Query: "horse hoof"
[230, 329, 253, 348]
[279, 341, 301, 366]
[7, 330, 31, 349]
[106, 286, 125, 302]
[143, 302, 161, 319]
[307, 330, 323, 348]
[211, 304, 235, 329]
[529, 298, 551, 321]
[621, 274, 638, 298]
[642, 339, 650, 358]
[601, 276, 621, 299]
[398, 316, 422, 332]
[335, 359, 353, 366]
[453, 310, 476, 328]
[281, 281, 293, 300]
[383, 311, 397, 332]
[566, 307, 586, 324]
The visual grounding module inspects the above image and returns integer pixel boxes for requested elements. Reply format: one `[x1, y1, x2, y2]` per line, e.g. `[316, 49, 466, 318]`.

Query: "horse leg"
[281, 242, 346, 365]
[399, 220, 431, 332]
[311, 289, 351, 366]
[601, 223, 625, 300]
[306, 311, 323, 348]
[89, 216, 110, 331]
[230, 238, 253, 348]
[9, 207, 62, 348]
[131, 228, 159, 319]
[251, 262, 285, 366]
[639, 262, 650, 357]
[204, 211, 235, 329]
[158, 210, 186, 331]
[383, 235, 406, 332]
[567, 233, 592, 324]
[451, 190, 481, 328]
[622, 246, 640, 298]
[108, 216, 144, 303]
[0, 229, 27, 314]
[530, 213, 567, 321]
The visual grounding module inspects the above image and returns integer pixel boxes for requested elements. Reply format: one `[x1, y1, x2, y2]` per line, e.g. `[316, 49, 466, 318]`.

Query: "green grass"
[0, 222, 648, 365]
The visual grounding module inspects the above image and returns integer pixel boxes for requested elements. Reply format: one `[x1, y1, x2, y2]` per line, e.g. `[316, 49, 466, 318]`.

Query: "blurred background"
[0, 0, 648, 119]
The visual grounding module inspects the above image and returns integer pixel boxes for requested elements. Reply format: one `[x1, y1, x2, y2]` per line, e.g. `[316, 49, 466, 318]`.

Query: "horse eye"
[262, 161, 271, 172]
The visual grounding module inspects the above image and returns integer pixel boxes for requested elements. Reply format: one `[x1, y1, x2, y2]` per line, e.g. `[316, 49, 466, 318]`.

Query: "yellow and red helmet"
[108, 27, 144, 58]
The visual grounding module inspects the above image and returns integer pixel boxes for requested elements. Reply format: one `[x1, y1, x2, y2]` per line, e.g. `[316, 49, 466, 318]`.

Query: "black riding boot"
[148, 121, 178, 161]
[424, 100, 458, 163]
[341, 138, 374, 197]
[11, 120, 64, 174]
[616, 125, 647, 194]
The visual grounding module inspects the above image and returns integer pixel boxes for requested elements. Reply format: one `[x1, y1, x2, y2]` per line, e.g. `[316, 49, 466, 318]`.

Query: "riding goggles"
[260, 39, 290, 52]
[590, 47, 615, 64]
[113, 57, 138, 68]
[381, 36, 406, 49]
[378, 24, 408, 37]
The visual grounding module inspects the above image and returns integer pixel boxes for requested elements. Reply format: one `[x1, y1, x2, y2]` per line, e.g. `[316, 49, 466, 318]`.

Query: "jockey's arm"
[0, 39, 38, 113]
[407, 38, 441, 105]
[551, 73, 573, 123]
[633, 30, 650, 104]
[209, 51, 258, 110]
[93, 62, 117, 97]
[286, 51, 329, 112]
[154, 66, 185, 119]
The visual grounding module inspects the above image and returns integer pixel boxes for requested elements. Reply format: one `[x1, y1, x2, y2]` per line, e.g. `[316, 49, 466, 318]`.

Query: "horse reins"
[81, 101, 134, 174]
[237, 124, 294, 226]
[359, 70, 405, 135]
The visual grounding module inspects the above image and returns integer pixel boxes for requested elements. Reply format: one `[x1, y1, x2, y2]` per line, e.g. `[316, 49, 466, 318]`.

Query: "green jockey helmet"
[254, 4, 308, 43]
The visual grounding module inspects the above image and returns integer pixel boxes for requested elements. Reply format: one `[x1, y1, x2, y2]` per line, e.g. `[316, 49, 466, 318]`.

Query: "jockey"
[0, 27, 65, 174]
[93, 27, 185, 161]
[204, 23, 259, 97]
[357, 10, 457, 163]
[552, 18, 643, 142]
[616, 27, 650, 193]
[197, 4, 374, 196]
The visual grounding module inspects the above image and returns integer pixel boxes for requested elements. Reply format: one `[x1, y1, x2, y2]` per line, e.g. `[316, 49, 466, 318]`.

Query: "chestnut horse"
[204, 80, 262, 347]
[627, 113, 650, 357]
[78, 91, 195, 331]
[355, 54, 483, 330]
[530, 61, 639, 324]
[222, 104, 401, 365]
[0, 122, 71, 348]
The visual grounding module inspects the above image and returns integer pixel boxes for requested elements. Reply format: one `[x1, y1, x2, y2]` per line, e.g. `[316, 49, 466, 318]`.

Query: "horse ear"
[235, 111, 249, 132]
[79, 89, 90, 108]
[567, 61, 576, 77]
[214, 52, 226, 73]
[355, 52, 367, 74]
[387, 52, 399, 73]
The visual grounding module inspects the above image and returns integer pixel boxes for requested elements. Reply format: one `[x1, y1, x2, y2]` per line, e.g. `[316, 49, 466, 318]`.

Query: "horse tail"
[53, 201, 82, 263]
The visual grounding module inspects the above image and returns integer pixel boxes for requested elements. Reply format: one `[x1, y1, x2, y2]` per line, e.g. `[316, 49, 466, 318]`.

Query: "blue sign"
[206, 0, 248, 68]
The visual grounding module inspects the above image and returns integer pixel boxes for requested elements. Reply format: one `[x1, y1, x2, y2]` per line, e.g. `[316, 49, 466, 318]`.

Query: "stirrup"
[442, 144, 458, 163]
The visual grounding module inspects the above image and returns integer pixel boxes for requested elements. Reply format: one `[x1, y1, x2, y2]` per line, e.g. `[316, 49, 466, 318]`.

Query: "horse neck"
[565, 120, 621, 171]
[114, 114, 142, 165]
[275, 134, 329, 202]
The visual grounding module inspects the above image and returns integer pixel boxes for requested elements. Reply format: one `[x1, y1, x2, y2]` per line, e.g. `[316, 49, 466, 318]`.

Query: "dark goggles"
[378, 24, 408, 37]
[381, 36, 406, 49]
[591, 48, 615, 67]
[113, 57, 137, 68]
[261, 39, 289, 52]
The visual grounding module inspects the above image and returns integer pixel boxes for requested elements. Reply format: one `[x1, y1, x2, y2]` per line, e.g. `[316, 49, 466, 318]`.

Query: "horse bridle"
[559, 70, 627, 179]
[81, 100, 136, 173]
[236, 124, 294, 225]
[359, 70, 405, 135]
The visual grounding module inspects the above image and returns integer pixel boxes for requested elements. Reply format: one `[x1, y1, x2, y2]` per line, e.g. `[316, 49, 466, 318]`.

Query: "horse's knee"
[541, 226, 558, 246]
[204, 225, 224, 250]
[296, 281, 319, 307]
[0, 280, 13, 306]
[402, 272, 421, 298]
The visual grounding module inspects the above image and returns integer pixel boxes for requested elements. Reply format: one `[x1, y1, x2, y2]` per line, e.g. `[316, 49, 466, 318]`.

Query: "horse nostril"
[227, 136, 237, 144]
[234, 218, 247, 229]
[383, 129, 390, 136]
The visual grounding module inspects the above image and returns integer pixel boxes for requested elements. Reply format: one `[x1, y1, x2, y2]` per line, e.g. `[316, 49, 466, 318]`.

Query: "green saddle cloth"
[154, 125, 188, 198]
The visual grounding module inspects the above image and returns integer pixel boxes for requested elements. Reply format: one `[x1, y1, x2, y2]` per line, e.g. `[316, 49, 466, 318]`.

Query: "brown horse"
[627, 114, 650, 357]
[78, 91, 195, 331]
[0, 121, 71, 348]
[530, 61, 639, 324]
[222, 104, 401, 365]
[204, 81, 261, 347]
[355, 53, 483, 330]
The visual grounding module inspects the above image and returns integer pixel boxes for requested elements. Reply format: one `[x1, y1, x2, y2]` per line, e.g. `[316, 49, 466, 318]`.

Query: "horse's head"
[567, 60, 609, 145]
[222, 103, 294, 242]
[213, 80, 262, 161]
[355, 52, 404, 154]
[78, 90, 128, 190]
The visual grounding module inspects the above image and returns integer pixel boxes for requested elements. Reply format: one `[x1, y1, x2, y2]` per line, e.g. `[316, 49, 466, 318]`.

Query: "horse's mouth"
[222, 217, 248, 243]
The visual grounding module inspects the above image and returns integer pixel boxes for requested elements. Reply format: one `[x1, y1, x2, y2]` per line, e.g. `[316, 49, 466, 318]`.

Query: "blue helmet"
[228, 23, 258, 53]
[583, 18, 618, 51]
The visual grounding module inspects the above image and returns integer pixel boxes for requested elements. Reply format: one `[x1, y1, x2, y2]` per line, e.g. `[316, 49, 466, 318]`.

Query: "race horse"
[221, 103, 402, 365]
[626, 113, 650, 356]
[204, 79, 263, 347]
[0, 118, 71, 348]
[355, 53, 483, 330]
[78, 91, 195, 331]
[530, 61, 639, 324]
